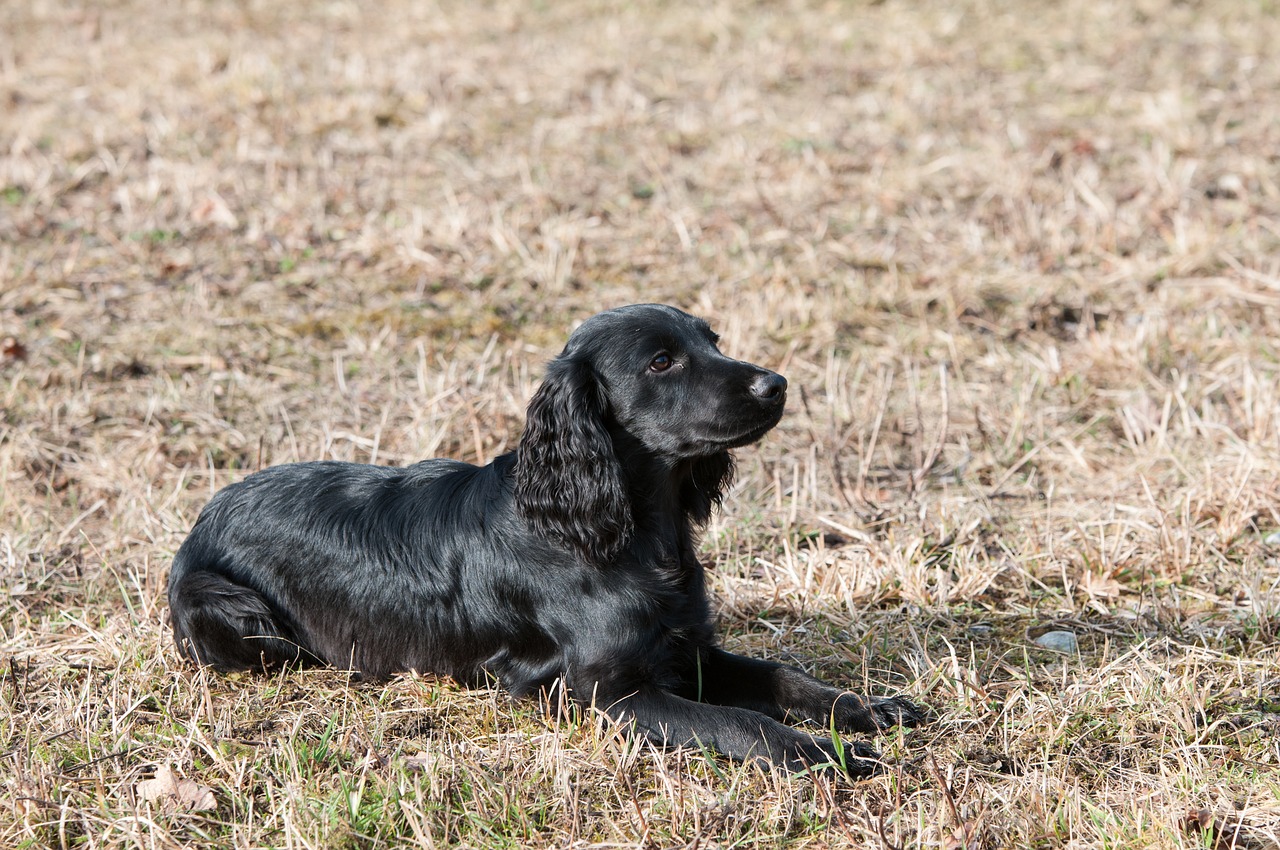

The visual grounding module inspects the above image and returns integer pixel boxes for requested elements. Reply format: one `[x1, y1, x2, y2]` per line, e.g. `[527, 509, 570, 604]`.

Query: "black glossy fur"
[167, 304, 922, 775]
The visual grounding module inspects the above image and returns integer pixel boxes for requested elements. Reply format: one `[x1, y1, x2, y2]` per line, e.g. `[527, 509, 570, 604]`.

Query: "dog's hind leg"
[168, 571, 313, 671]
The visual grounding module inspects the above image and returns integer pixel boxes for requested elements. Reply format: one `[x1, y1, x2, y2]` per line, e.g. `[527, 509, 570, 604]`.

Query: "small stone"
[1034, 630, 1079, 654]
[1262, 531, 1280, 548]
[1209, 173, 1244, 199]
[968, 624, 994, 636]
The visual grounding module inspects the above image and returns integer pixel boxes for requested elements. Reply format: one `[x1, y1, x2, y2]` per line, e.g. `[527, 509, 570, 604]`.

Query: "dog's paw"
[869, 695, 929, 730]
[833, 693, 929, 734]
[792, 738, 884, 780]
[839, 739, 885, 779]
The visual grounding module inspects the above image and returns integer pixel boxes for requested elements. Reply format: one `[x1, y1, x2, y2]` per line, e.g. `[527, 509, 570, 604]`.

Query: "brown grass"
[4, 0, 1280, 847]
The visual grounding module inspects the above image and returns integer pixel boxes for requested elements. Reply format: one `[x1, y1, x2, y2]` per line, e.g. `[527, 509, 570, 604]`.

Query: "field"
[3, 0, 1280, 846]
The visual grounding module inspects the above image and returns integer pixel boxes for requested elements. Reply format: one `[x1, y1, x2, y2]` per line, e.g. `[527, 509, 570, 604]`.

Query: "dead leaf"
[1079, 569, 1123, 599]
[10, 775, 44, 821]
[1183, 807, 1277, 850]
[135, 765, 216, 813]
[2, 336, 27, 362]
[190, 193, 239, 229]
[403, 751, 438, 772]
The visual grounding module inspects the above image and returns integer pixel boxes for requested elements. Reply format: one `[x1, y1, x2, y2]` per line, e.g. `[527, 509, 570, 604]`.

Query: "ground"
[2, 0, 1280, 847]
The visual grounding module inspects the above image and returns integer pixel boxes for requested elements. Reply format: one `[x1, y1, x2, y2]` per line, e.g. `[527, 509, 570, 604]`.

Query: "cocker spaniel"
[168, 304, 923, 775]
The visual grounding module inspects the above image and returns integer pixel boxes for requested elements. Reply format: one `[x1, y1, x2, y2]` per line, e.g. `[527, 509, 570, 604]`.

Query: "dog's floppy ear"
[515, 356, 632, 565]
[682, 452, 735, 525]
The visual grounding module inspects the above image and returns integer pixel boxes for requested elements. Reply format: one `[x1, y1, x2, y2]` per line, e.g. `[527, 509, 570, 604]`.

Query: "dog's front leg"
[601, 687, 882, 777]
[689, 647, 925, 734]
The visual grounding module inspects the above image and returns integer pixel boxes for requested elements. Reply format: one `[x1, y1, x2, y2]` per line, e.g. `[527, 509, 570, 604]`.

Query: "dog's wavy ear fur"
[515, 357, 632, 565]
[682, 452, 734, 525]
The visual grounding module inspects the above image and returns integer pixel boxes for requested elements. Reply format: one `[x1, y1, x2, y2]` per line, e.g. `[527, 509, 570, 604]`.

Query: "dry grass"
[4, 0, 1280, 846]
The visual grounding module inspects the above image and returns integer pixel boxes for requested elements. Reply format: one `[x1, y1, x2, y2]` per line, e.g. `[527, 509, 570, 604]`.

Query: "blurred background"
[3, 1, 1279, 847]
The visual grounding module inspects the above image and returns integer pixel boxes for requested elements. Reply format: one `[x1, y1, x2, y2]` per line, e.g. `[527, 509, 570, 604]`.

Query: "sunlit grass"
[3, 0, 1280, 846]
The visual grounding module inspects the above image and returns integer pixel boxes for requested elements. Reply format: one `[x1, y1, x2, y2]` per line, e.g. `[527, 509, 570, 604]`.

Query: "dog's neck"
[608, 428, 688, 501]
[606, 426, 728, 533]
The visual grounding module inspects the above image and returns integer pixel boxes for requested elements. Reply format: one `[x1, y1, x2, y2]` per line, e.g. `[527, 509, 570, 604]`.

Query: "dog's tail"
[167, 540, 313, 671]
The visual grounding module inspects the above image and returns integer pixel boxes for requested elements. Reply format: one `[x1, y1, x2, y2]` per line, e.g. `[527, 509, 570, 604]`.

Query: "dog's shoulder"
[400, 457, 484, 488]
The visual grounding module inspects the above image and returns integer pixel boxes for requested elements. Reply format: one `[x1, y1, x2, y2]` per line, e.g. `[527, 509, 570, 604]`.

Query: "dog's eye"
[649, 353, 674, 373]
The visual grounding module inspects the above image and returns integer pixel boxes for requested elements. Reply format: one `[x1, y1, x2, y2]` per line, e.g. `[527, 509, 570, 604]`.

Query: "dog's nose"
[750, 372, 788, 403]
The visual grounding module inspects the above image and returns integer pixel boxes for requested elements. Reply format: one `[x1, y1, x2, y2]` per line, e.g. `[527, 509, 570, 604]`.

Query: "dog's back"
[167, 459, 473, 673]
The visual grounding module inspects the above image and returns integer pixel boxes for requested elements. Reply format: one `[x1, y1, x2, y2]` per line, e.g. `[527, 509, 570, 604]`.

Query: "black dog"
[168, 304, 922, 775]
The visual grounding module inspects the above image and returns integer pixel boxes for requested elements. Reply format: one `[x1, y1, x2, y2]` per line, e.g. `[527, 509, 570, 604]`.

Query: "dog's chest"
[644, 536, 712, 634]
[638, 528, 700, 592]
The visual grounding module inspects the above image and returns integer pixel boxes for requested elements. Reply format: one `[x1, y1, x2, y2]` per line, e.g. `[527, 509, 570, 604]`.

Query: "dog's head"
[515, 304, 787, 564]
